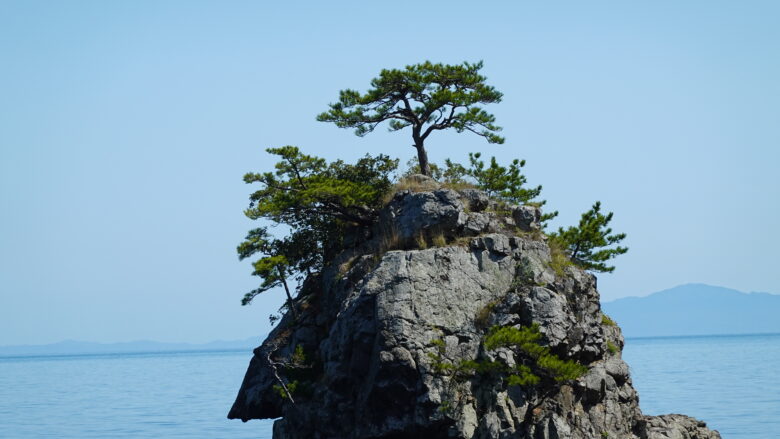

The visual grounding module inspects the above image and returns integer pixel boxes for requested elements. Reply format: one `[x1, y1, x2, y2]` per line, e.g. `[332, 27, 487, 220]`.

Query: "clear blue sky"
[1, 1, 778, 345]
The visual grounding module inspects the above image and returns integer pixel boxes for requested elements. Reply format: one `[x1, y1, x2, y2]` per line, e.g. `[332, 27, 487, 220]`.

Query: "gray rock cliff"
[228, 187, 720, 439]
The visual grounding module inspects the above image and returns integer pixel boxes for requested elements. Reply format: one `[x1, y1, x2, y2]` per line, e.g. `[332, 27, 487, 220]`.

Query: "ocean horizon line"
[625, 331, 780, 341]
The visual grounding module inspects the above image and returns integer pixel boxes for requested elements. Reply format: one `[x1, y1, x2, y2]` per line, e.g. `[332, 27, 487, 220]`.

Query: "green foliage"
[536, 353, 589, 381]
[437, 400, 452, 413]
[429, 324, 585, 387]
[485, 324, 588, 383]
[507, 365, 540, 386]
[455, 359, 481, 374]
[601, 313, 617, 327]
[460, 152, 558, 226]
[426, 325, 586, 410]
[429, 357, 454, 374]
[239, 146, 398, 305]
[402, 157, 469, 185]
[428, 337, 509, 380]
[465, 152, 541, 204]
[549, 201, 628, 273]
[428, 337, 453, 373]
[606, 341, 619, 355]
[273, 380, 299, 400]
[237, 227, 297, 308]
[484, 324, 543, 352]
[318, 61, 503, 176]
[291, 344, 307, 365]
[243, 146, 397, 227]
[405, 152, 553, 209]
[457, 359, 505, 376]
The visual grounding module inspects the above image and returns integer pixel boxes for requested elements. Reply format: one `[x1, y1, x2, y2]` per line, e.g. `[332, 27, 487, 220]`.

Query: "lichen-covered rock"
[379, 189, 465, 242]
[377, 188, 532, 244]
[512, 205, 541, 232]
[457, 188, 490, 212]
[228, 188, 720, 439]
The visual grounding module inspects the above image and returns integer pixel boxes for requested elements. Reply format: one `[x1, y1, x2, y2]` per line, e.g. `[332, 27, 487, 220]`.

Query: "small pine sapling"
[551, 201, 628, 272]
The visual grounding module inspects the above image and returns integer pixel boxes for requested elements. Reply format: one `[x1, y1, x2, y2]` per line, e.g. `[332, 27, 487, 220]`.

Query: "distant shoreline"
[602, 284, 780, 338]
[626, 332, 780, 341]
[0, 347, 253, 360]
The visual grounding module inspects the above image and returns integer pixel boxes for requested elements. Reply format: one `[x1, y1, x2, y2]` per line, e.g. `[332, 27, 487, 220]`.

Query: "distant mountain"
[602, 283, 780, 338]
[0, 337, 261, 357]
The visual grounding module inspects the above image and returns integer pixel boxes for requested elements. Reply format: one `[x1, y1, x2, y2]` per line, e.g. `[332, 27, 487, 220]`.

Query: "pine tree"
[465, 152, 542, 204]
[239, 146, 397, 306]
[317, 61, 504, 176]
[237, 228, 300, 318]
[551, 201, 628, 272]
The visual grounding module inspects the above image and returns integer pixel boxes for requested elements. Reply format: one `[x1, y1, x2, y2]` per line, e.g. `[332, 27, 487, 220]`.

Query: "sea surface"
[623, 332, 780, 438]
[1, 333, 778, 438]
[0, 349, 275, 438]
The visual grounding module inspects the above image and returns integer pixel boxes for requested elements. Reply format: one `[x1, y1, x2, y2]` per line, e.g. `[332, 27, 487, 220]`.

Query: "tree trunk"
[277, 265, 299, 321]
[415, 141, 430, 177]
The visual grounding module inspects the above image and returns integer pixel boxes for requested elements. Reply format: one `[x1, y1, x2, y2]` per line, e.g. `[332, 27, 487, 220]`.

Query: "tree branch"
[421, 105, 460, 140]
[400, 95, 421, 126]
[265, 341, 295, 405]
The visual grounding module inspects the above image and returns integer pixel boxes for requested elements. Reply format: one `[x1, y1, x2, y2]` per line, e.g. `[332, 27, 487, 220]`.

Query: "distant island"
[0, 337, 260, 357]
[602, 283, 780, 338]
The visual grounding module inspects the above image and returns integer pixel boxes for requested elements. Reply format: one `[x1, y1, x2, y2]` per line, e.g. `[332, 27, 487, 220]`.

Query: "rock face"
[228, 188, 721, 439]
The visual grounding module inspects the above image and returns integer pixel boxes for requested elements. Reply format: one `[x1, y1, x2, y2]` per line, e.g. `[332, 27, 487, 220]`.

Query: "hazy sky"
[1, 1, 778, 345]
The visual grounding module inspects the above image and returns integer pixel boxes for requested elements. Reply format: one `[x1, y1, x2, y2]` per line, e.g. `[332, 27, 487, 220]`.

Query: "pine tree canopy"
[317, 61, 504, 177]
[243, 146, 397, 227]
[551, 201, 628, 273]
[239, 146, 398, 306]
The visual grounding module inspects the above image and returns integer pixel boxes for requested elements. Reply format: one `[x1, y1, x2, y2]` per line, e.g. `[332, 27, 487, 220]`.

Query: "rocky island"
[228, 179, 720, 439]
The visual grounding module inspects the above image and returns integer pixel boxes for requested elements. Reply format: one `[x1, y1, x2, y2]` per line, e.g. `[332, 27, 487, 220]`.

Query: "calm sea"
[0, 349, 274, 438]
[1, 333, 777, 438]
[623, 333, 780, 439]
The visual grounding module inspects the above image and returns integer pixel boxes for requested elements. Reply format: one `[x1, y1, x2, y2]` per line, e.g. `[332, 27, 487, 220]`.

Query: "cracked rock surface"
[228, 188, 720, 439]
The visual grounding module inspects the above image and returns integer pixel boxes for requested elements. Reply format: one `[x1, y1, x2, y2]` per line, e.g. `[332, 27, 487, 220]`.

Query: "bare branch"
[265, 341, 295, 405]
